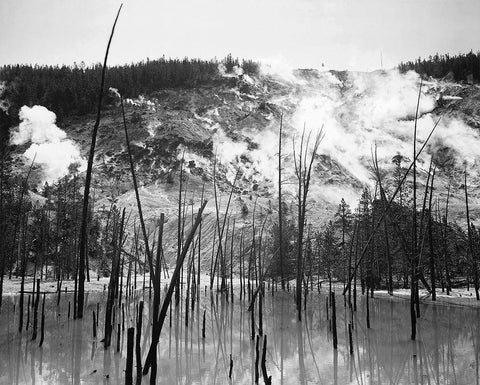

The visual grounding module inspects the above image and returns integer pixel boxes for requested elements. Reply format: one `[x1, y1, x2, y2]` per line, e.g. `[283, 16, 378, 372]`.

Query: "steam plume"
[208, 67, 480, 206]
[10, 105, 86, 183]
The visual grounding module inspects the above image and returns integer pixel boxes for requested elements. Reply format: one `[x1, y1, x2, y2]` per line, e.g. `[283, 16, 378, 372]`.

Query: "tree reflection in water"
[0, 289, 479, 384]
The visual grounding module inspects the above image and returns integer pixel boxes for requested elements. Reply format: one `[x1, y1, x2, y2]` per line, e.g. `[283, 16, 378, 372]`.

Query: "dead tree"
[143, 200, 207, 379]
[293, 127, 323, 321]
[104, 208, 125, 348]
[369, 146, 393, 295]
[119, 95, 155, 286]
[342, 117, 440, 297]
[442, 181, 452, 294]
[77, 5, 122, 318]
[411, 80, 422, 340]
[210, 162, 239, 290]
[465, 167, 479, 300]
[278, 114, 285, 289]
[427, 165, 436, 300]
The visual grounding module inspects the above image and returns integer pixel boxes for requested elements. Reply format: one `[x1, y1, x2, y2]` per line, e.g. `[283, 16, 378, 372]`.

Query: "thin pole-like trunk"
[230, 218, 235, 302]
[465, 168, 479, 300]
[342, 116, 440, 296]
[428, 166, 436, 301]
[411, 80, 422, 340]
[104, 209, 125, 348]
[0, 155, 5, 308]
[120, 96, 154, 282]
[176, 154, 185, 305]
[443, 181, 452, 295]
[197, 185, 204, 301]
[371, 147, 393, 295]
[18, 211, 28, 333]
[210, 165, 239, 290]
[293, 128, 323, 321]
[78, 6, 122, 318]
[278, 115, 285, 289]
[143, 200, 207, 378]
[347, 222, 358, 307]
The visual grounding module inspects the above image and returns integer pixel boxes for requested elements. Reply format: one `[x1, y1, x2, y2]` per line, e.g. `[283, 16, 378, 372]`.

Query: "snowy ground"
[372, 287, 480, 308]
[3, 272, 480, 308]
[1, 274, 115, 295]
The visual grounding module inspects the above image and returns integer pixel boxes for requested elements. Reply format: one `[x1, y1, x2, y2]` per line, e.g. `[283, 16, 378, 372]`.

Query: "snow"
[443, 95, 463, 100]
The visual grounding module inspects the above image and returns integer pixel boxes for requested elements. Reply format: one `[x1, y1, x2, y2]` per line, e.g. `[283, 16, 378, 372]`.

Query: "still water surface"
[0, 289, 479, 384]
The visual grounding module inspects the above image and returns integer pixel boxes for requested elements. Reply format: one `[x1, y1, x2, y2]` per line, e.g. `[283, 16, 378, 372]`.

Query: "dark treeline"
[399, 51, 480, 83]
[0, 54, 259, 121]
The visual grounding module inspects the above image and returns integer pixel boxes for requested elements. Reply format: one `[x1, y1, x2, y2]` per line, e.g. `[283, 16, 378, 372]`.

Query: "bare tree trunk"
[210, 163, 238, 290]
[411, 80, 423, 340]
[176, 154, 185, 305]
[371, 150, 394, 295]
[443, 181, 452, 295]
[347, 222, 358, 307]
[428, 166, 436, 301]
[78, 5, 122, 318]
[230, 218, 235, 302]
[120, 96, 154, 284]
[104, 208, 125, 348]
[197, 185, 204, 301]
[278, 115, 285, 289]
[0, 156, 4, 308]
[342, 116, 440, 297]
[18, 212, 28, 333]
[465, 168, 479, 300]
[293, 128, 323, 321]
[143, 200, 207, 377]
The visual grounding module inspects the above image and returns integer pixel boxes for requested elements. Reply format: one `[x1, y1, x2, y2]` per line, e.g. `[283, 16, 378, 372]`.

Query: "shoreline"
[3, 275, 480, 309]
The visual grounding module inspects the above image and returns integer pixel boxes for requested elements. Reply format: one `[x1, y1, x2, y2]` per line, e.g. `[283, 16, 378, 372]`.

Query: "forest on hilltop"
[399, 51, 480, 83]
[0, 54, 259, 121]
[0, 55, 259, 156]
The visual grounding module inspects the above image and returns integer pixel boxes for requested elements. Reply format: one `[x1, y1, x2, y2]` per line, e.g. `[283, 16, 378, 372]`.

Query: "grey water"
[0, 288, 479, 384]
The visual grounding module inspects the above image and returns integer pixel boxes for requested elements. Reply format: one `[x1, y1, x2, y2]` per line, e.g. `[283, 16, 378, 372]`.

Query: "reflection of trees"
[350, 299, 478, 384]
[1, 291, 480, 384]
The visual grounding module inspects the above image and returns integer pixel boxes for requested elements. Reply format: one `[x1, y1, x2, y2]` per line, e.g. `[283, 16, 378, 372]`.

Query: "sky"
[1, 0, 480, 71]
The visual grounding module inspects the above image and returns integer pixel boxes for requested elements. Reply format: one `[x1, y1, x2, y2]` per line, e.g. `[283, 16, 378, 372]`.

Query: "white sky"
[1, 0, 479, 71]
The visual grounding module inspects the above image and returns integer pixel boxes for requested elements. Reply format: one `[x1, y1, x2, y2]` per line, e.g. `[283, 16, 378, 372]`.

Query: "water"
[1, 289, 479, 384]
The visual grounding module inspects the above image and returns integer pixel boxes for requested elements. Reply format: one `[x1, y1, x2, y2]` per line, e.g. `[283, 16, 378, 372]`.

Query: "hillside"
[6, 66, 480, 265]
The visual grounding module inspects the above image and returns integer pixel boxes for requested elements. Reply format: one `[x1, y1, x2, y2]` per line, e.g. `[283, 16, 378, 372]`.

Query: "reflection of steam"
[10, 105, 86, 183]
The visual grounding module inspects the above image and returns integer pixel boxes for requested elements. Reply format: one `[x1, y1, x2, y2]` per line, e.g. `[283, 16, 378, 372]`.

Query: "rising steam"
[10, 105, 86, 183]
[200, 66, 480, 207]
